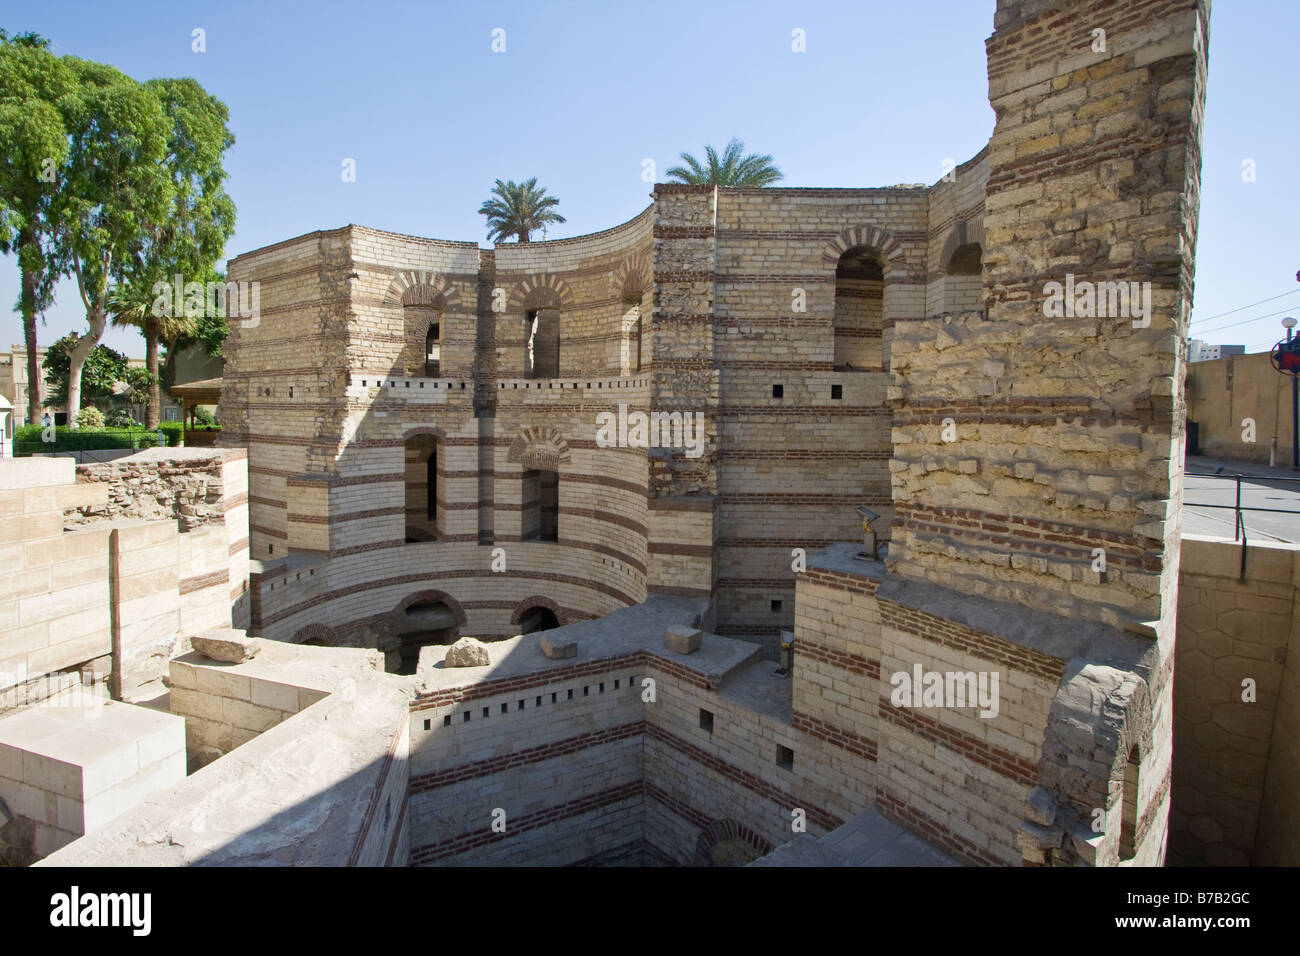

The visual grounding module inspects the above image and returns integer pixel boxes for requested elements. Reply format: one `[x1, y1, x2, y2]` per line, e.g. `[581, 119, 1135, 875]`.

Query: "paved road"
[1183, 456, 1300, 543]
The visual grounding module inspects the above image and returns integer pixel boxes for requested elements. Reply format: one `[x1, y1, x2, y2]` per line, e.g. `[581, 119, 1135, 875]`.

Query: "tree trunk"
[66, 305, 107, 423]
[20, 251, 41, 425]
[145, 325, 160, 429]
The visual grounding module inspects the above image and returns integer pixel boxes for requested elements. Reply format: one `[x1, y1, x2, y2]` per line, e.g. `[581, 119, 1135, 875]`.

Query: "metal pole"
[1290, 326, 1299, 469]
[1235, 475, 1242, 542]
[1284, 327, 1294, 468]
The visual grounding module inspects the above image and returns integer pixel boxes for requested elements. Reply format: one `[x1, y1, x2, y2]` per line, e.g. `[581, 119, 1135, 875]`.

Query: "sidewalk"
[1186, 454, 1300, 480]
[1183, 455, 1300, 543]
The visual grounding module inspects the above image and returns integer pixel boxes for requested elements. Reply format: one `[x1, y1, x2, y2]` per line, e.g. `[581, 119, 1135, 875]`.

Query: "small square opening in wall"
[500, 703, 508, 714]
[518, 699, 525, 711]
[463, 711, 471, 723]
[482, 707, 490, 718]
[567, 689, 574, 701]
[699, 709, 714, 733]
[535, 696, 542, 707]
[583, 686, 589, 697]
[777, 745, 794, 771]
[423, 719, 431, 731]
[443, 715, 452, 727]
[771, 599, 782, 613]
[599, 682, 605, 693]
[614, 679, 620, 689]
[551, 692, 557, 704]
[831, 384, 843, 400]
[772, 384, 784, 399]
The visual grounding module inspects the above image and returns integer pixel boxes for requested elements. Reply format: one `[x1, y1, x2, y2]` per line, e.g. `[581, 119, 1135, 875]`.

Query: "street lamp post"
[1285, 318, 1299, 469]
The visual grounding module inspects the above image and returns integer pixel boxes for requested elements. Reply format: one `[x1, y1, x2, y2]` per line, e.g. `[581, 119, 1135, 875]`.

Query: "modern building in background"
[0, 345, 48, 427]
[1188, 338, 1245, 363]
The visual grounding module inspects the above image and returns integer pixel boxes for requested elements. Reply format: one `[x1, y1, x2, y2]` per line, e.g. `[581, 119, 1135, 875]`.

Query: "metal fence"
[1184, 470, 1300, 579]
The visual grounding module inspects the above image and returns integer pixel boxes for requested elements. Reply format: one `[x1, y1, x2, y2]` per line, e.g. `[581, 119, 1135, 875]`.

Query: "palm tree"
[107, 284, 195, 429]
[666, 138, 783, 187]
[478, 179, 566, 243]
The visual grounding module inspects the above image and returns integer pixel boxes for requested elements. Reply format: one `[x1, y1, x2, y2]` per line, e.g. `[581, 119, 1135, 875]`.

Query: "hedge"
[13, 422, 185, 457]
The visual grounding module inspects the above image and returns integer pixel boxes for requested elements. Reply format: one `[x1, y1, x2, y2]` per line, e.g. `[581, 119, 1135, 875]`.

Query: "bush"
[191, 406, 218, 426]
[104, 409, 138, 428]
[13, 423, 185, 457]
[74, 407, 105, 429]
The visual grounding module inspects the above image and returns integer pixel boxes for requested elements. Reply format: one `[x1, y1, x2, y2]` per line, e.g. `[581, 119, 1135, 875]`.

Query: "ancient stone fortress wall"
[1, 451, 250, 707]
[0, 450, 252, 862]
[862, 0, 1210, 865]
[220, 161, 1005, 665]
[77, 0, 1235, 870]
[37, 639, 413, 867]
[389, 599, 838, 866]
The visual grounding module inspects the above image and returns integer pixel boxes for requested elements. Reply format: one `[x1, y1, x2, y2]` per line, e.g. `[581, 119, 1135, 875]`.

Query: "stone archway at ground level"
[692, 819, 774, 866]
[511, 596, 564, 634]
[390, 590, 468, 675]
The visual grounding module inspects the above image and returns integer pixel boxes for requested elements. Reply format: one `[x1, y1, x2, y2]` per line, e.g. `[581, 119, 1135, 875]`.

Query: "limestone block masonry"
[33, 0, 1238, 868]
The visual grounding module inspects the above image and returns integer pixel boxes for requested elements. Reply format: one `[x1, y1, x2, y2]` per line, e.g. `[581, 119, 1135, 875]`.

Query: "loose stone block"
[539, 635, 577, 660]
[665, 625, 702, 655]
[443, 637, 490, 667]
[191, 629, 260, 664]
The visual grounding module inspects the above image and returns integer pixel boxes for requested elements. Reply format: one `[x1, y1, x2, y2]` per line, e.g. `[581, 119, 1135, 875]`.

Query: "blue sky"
[2, 0, 1297, 356]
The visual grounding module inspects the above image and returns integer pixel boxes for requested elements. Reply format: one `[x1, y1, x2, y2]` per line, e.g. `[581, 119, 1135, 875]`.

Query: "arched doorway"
[393, 598, 459, 675]
[517, 606, 559, 634]
[404, 433, 438, 542]
[833, 246, 885, 371]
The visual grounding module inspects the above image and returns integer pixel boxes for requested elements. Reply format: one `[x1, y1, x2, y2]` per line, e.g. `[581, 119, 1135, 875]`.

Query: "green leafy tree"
[107, 284, 193, 428]
[42, 332, 128, 410]
[477, 178, 565, 243]
[0, 31, 76, 424]
[54, 58, 171, 420]
[666, 138, 783, 187]
[105, 78, 235, 428]
[120, 365, 152, 409]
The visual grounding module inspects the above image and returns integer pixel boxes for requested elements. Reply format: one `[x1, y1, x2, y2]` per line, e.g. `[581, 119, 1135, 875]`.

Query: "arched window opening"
[425, 323, 441, 378]
[404, 303, 442, 377]
[833, 247, 884, 371]
[941, 242, 983, 314]
[404, 434, 439, 542]
[525, 309, 560, 378]
[620, 298, 642, 375]
[521, 468, 558, 542]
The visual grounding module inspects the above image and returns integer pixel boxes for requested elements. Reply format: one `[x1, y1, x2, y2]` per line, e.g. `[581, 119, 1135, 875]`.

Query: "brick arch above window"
[392, 589, 468, 627]
[383, 270, 462, 309]
[507, 426, 571, 472]
[937, 217, 987, 276]
[401, 424, 447, 442]
[510, 595, 566, 627]
[692, 818, 774, 866]
[612, 252, 652, 301]
[292, 622, 341, 646]
[509, 273, 575, 312]
[821, 225, 909, 277]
